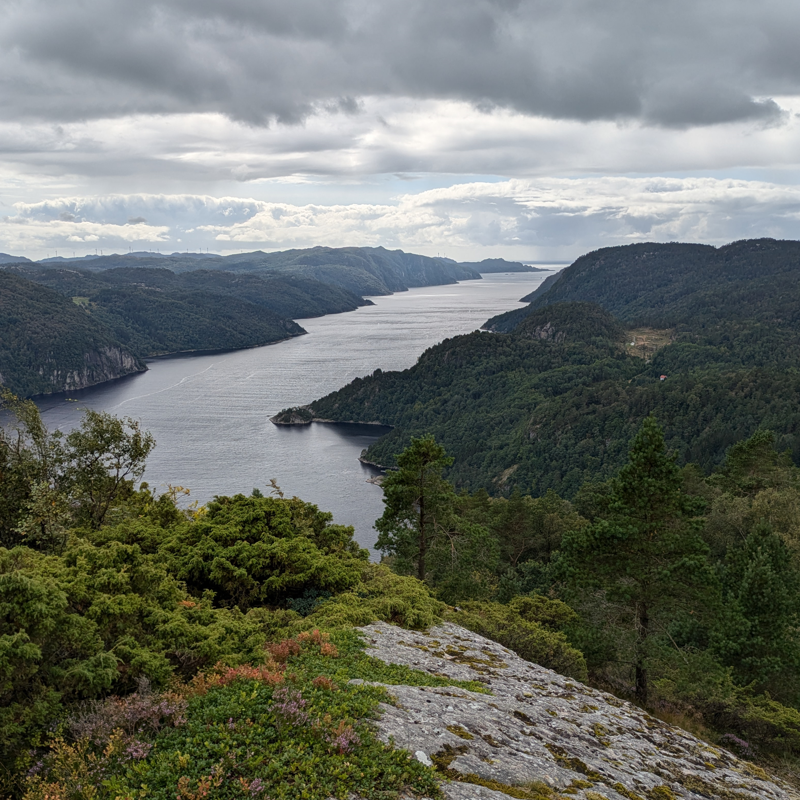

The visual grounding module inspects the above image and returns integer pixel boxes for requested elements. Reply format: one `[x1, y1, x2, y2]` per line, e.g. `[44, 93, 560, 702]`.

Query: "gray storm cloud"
[0, 0, 793, 128]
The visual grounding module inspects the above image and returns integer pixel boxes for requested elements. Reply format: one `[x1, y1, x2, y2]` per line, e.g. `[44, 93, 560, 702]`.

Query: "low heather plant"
[68, 687, 187, 745]
[719, 732, 754, 757]
[325, 720, 360, 754]
[272, 687, 310, 728]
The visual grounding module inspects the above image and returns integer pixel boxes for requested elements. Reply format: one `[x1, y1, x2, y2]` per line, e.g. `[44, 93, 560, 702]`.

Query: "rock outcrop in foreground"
[357, 621, 797, 800]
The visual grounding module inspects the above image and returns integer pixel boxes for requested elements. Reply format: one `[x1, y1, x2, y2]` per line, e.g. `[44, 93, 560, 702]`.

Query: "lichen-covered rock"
[357, 621, 798, 800]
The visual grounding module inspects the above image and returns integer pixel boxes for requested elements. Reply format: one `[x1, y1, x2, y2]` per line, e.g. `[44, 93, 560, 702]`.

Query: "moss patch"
[680, 775, 757, 800]
[644, 787, 677, 800]
[544, 743, 601, 780]
[447, 724, 474, 740]
[612, 784, 645, 800]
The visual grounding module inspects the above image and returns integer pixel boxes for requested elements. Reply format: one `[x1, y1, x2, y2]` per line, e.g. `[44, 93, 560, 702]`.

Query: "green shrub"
[446, 597, 587, 680]
[156, 494, 370, 610]
[302, 563, 446, 631]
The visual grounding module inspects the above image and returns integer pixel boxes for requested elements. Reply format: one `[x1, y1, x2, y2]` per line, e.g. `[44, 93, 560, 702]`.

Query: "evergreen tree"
[559, 416, 710, 704]
[713, 522, 800, 701]
[375, 435, 454, 581]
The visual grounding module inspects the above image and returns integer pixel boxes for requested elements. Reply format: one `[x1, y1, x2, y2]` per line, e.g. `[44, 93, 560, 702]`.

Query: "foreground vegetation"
[3, 386, 800, 796]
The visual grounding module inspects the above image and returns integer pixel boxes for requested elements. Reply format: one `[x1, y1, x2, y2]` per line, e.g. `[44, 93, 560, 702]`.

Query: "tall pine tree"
[375, 435, 454, 581]
[560, 416, 710, 704]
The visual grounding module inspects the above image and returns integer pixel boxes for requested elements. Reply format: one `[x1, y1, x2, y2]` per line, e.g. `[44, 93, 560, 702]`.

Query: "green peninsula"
[281, 237, 800, 496]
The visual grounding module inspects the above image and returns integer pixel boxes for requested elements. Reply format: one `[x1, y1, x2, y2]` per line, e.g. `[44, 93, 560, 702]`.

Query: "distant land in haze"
[275, 237, 800, 497]
[0, 253, 32, 264]
[0, 245, 551, 398]
[444, 258, 549, 273]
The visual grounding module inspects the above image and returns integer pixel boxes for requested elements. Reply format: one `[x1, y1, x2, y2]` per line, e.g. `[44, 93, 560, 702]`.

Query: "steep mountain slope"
[0, 271, 144, 396]
[280, 238, 800, 495]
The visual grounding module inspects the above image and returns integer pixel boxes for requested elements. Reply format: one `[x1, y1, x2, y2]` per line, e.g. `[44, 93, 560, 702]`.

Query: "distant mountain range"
[0, 245, 547, 397]
[1, 248, 542, 283]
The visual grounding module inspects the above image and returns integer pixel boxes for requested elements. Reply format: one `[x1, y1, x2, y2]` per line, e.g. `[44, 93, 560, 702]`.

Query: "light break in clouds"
[7, 178, 800, 263]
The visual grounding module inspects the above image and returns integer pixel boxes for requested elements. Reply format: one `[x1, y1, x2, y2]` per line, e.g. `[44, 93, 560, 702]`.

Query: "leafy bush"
[301, 563, 446, 632]
[0, 541, 265, 786]
[156, 494, 369, 610]
[446, 597, 587, 680]
[22, 630, 446, 800]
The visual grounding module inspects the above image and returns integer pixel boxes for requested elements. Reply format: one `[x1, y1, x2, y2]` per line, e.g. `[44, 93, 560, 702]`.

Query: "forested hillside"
[485, 237, 800, 331]
[3, 397, 800, 798]
[13, 266, 370, 319]
[1, 245, 488, 397]
[21, 245, 482, 296]
[282, 238, 800, 496]
[0, 270, 305, 395]
[0, 272, 145, 397]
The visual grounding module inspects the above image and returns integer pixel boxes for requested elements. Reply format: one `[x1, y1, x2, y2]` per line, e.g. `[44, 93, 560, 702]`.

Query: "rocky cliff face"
[354, 622, 797, 800]
[36, 345, 145, 395]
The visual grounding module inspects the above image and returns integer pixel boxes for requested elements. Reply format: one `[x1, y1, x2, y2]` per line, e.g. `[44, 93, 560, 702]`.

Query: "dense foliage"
[0, 272, 144, 398]
[16, 266, 369, 320]
[486, 237, 800, 331]
[0, 400, 482, 798]
[295, 240, 800, 495]
[377, 427, 800, 772]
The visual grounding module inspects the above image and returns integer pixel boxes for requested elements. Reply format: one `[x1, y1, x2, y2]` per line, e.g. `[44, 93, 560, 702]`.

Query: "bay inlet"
[36, 272, 554, 553]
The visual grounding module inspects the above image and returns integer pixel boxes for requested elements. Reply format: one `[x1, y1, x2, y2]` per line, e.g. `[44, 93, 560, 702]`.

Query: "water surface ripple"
[37, 272, 552, 552]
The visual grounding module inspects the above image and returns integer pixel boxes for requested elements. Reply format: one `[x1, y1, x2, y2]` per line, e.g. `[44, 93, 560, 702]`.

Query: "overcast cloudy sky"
[3, 0, 800, 261]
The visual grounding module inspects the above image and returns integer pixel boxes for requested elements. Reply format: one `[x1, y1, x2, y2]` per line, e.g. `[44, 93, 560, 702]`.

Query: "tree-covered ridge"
[211, 245, 481, 296]
[78, 286, 304, 357]
[22, 245, 483, 296]
[294, 299, 800, 495]
[485, 237, 800, 332]
[290, 238, 800, 495]
[0, 268, 306, 395]
[13, 266, 370, 319]
[0, 272, 145, 398]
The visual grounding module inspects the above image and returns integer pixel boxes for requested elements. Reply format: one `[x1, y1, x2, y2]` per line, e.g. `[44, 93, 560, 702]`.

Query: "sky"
[3, 0, 800, 262]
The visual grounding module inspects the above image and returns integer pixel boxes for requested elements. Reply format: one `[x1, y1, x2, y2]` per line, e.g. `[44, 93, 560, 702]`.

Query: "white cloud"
[5, 177, 800, 261]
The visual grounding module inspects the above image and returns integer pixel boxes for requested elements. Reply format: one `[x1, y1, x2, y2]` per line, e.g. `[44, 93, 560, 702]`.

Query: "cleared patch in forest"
[624, 328, 674, 361]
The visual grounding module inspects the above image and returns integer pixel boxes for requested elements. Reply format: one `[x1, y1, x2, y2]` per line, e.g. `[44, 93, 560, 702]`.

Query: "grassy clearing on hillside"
[624, 327, 674, 361]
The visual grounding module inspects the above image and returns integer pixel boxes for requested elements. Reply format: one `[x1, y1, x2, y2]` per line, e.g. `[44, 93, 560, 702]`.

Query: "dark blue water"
[36, 272, 554, 552]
